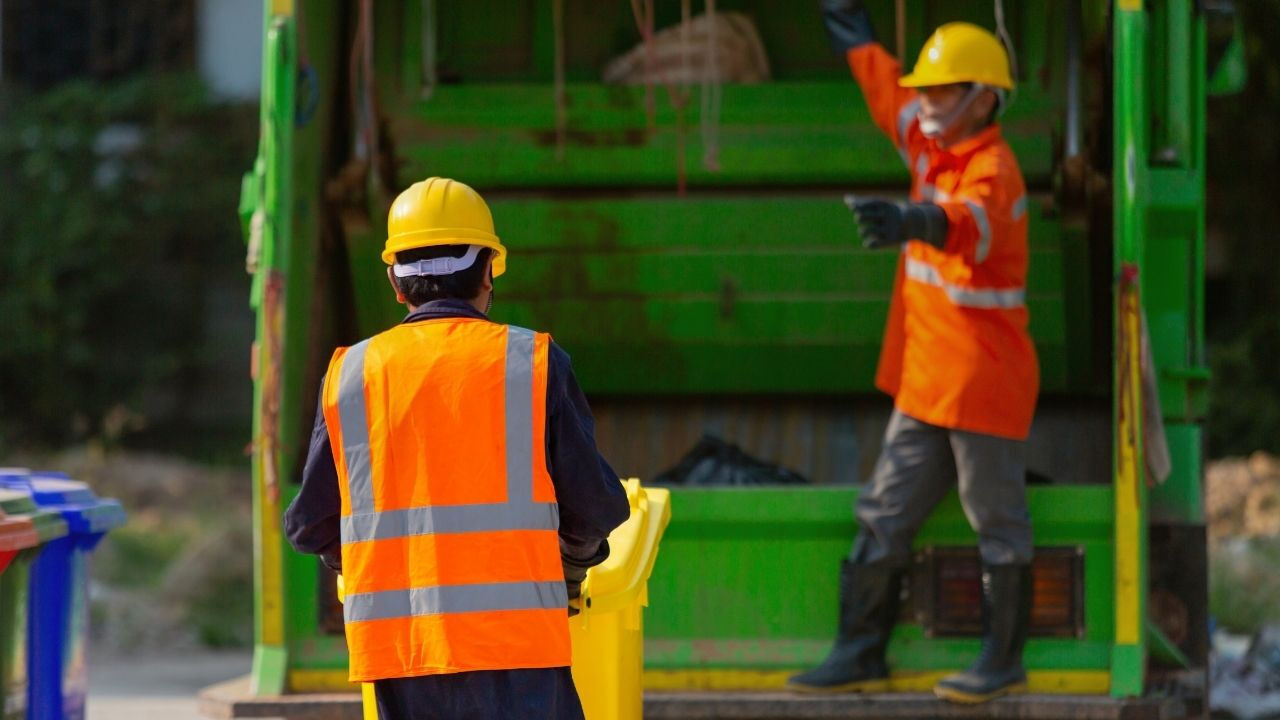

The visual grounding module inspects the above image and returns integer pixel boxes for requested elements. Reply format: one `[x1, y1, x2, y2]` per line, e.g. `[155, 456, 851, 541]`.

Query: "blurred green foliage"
[0, 74, 256, 453]
[1210, 536, 1280, 634]
[1209, 317, 1280, 459]
[1204, 4, 1280, 457]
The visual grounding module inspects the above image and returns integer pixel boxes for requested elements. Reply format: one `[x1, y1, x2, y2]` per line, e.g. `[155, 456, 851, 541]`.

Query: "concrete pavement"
[87, 649, 251, 720]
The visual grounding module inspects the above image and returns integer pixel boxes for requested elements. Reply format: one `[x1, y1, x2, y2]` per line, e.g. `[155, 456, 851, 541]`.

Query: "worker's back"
[321, 317, 570, 682]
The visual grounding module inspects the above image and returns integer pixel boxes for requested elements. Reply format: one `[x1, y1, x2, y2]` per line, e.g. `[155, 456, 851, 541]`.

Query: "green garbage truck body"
[240, 0, 1234, 706]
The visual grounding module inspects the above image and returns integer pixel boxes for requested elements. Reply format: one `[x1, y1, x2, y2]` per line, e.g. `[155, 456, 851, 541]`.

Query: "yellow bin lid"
[580, 479, 672, 615]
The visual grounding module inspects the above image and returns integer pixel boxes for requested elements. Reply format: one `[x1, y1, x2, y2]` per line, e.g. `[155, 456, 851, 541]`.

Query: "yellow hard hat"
[381, 177, 508, 277]
[898, 22, 1014, 91]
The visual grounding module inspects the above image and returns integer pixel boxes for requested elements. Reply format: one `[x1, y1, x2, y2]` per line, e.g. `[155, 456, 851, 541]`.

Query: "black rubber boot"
[787, 559, 903, 693]
[934, 564, 1032, 704]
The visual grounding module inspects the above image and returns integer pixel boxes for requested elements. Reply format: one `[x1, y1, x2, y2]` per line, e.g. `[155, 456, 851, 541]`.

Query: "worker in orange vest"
[789, 2, 1039, 704]
[284, 177, 631, 719]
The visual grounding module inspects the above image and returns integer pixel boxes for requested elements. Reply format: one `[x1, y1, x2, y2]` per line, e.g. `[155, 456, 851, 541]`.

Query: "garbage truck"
[213, 0, 1246, 717]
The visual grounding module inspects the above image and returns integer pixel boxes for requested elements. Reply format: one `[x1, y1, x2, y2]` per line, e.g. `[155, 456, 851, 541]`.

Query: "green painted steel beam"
[248, 5, 297, 697]
[278, 0, 350, 684]
[389, 83, 1056, 189]
[471, 195, 1079, 394]
[282, 485, 1120, 676]
[334, 193, 1083, 395]
[1149, 424, 1205, 525]
[1111, 0, 1150, 699]
[398, 0, 1047, 85]
[644, 486, 1115, 672]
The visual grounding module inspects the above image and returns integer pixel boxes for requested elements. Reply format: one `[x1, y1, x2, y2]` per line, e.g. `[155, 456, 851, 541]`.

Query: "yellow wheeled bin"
[333, 575, 381, 720]
[569, 479, 670, 720]
[341, 478, 671, 720]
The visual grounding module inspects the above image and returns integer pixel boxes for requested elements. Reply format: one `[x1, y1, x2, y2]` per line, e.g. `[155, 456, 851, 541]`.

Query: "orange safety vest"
[848, 44, 1040, 440]
[321, 317, 570, 682]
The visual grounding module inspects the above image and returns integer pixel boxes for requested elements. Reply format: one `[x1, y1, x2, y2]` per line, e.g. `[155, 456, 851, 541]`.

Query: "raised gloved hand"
[820, 0, 877, 55]
[846, 195, 949, 250]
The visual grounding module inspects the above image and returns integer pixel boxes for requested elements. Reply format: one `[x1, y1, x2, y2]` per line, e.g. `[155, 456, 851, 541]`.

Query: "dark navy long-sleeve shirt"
[283, 299, 629, 720]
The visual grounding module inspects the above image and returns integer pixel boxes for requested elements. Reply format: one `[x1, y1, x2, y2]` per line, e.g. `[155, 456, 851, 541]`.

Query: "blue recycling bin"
[0, 487, 67, 720]
[0, 471, 125, 720]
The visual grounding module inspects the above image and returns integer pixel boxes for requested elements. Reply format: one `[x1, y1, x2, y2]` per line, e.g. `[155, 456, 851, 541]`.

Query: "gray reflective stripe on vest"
[337, 339, 374, 515]
[344, 580, 569, 623]
[1012, 195, 1028, 221]
[897, 99, 920, 151]
[914, 153, 929, 181]
[342, 501, 559, 542]
[336, 325, 557, 544]
[905, 257, 1025, 309]
[921, 183, 951, 203]
[965, 199, 993, 263]
[505, 327, 535, 504]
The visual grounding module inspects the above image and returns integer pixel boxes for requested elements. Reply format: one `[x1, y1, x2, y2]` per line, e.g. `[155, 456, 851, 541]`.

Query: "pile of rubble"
[1207, 451, 1280, 541]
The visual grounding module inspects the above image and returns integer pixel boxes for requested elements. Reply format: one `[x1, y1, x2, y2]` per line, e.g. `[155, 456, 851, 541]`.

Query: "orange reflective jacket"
[322, 318, 570, 682]
[848, 44, 1039, 440]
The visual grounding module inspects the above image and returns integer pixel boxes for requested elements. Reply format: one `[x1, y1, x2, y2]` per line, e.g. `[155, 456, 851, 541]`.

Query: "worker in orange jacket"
[284, 178, 630, 719]
[789, 1, 1040, 704]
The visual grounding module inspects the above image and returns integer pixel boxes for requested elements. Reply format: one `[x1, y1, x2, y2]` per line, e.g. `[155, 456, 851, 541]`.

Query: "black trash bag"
[1026, 469, 1054, 485]
[653, 434, 810, 486]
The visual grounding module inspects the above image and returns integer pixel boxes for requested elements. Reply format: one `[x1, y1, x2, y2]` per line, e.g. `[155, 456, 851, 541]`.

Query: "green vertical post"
[1111, 0, 1149, 698]
[1160, 0, 1192, 166]
[249, 0, 297, 697]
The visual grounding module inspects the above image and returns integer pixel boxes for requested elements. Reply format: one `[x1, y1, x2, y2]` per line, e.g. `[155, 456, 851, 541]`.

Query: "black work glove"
[562, 538, 610, 617]
[319, 542, 343, 574]
[563, 560, 587, 617]
[820, 0, 877, 55]
[846, 196, 948, 250]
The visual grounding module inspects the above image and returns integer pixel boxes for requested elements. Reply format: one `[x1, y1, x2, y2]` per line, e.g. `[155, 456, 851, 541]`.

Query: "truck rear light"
[915, 546, 1085, 638]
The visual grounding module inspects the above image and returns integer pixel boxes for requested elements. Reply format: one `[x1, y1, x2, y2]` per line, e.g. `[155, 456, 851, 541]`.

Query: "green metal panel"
[386, 3, 1063, 189]
[1150, 424, 1205, 525]
[332, 194, 1085, 395]
[389, 83, 1056, 190]
[644, 486, 1116, 672]
[483, 196, 1077, 395]
[398, 1, 1047, 85]
[1142, 0, 1210, 423]
[1137, 0, 1210, 529]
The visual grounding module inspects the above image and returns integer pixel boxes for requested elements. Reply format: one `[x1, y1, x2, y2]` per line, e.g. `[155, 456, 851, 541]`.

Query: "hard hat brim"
[381, 229, 508, 278]
[899, 72, 1014, 91]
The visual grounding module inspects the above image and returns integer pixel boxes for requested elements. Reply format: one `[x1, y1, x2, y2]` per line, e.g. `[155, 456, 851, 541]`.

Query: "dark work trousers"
[851, 409, 1033, 566]
[374, 668, 585, 720]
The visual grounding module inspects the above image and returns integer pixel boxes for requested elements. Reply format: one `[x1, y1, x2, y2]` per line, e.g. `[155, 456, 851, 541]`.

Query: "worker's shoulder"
[500, 323, 572, 367]
[547, 339, 573, 373]
[987, 131, 1024, 167]
[965, 137, 1025, 186]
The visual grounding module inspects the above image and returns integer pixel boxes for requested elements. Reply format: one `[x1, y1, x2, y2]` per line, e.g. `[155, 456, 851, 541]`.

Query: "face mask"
[919, 83, 988, 139]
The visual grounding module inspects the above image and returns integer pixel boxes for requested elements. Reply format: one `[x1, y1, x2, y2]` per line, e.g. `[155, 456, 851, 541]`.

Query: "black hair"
[959, 82, 1001, 127]
[936, 83, 1003, 128]
[393, 245, 493, 307]
[984, 92, 1002, 127]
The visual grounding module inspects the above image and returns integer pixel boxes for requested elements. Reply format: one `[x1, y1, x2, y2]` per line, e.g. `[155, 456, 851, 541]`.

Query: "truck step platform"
[198, 677, 1192, 720]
